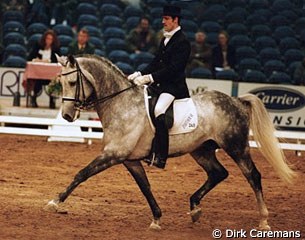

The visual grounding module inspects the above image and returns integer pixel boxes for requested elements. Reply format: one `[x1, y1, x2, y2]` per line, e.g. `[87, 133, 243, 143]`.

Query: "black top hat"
[162, 5, 181, 17]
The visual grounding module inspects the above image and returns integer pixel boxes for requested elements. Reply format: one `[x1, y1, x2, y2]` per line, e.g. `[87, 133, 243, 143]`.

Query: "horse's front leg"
[123, 160, 162, 230]
[46, 152, 122, 210]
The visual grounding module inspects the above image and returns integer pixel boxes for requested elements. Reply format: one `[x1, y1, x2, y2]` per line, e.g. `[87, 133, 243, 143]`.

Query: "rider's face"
[162, 16, 178, 32]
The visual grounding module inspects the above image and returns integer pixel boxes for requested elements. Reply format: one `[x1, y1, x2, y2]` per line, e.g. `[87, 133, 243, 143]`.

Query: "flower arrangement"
[47, 78, 62, 97]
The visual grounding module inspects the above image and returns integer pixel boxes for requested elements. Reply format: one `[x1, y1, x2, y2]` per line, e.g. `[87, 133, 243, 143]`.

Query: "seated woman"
[28, 29, 61, 108]
[212, 30, 236, 76]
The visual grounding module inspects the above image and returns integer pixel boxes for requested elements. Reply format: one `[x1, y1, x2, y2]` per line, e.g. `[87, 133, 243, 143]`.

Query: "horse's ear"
[56, 54, 67, 66]
[68, 55, 76, 67]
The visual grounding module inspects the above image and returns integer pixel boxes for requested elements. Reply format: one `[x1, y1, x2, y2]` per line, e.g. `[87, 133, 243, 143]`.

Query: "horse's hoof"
[45, 199, 68, 214]
[44, 199, 59, 212]
[189, 207, 202, 223]
[258, 223, 271, 231]
[149, 219, 161, 231]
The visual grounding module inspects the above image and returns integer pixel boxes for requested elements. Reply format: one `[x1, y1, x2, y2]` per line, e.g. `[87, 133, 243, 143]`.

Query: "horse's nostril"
[63, 114, 73, 122]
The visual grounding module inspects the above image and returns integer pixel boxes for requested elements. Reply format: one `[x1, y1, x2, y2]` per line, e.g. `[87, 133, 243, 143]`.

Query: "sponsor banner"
[0, 67, 25, 96]
[238, 83, 305, 129]
[187, 78, 233, 96]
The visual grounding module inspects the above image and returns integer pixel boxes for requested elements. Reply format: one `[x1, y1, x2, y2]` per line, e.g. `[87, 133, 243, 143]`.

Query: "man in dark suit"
[67, 28, 95, 55]
[128, 5, 191, 169]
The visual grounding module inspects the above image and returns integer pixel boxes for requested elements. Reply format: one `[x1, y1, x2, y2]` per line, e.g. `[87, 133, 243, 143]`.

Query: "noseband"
[61, 56, 136, 111]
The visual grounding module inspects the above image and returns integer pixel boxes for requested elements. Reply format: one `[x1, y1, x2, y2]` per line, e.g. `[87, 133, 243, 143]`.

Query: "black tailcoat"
[141, 29, 191, 99]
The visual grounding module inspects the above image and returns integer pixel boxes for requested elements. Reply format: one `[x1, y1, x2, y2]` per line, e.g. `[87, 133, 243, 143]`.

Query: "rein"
[61, 57, 136, 110]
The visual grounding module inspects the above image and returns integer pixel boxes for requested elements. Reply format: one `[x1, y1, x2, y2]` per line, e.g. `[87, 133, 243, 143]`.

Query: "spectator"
[126, 16, 158, 55]
[187, 31, 212, 75]
[49, 0, 78, 26]
[1, 0, 26, 11]
[27, 29, 60, 108]
[212, 30, 236, 74]
[26, 0, 52, 26]
[67, 28, 95, 55]
[293, 57, 305, 85]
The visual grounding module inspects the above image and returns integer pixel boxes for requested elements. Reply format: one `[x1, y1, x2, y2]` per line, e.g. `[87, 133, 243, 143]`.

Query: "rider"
[128, 5, 191, 169]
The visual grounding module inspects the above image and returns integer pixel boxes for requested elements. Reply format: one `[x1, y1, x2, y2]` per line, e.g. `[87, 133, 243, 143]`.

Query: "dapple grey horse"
[46, 55, 296, 230]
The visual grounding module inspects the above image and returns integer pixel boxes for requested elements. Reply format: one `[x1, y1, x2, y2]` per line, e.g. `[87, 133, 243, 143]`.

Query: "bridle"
[61, 57, 136, 111]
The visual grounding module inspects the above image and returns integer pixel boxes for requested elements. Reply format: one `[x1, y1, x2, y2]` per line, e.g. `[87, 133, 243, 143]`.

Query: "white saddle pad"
[144, 86, 198, 135]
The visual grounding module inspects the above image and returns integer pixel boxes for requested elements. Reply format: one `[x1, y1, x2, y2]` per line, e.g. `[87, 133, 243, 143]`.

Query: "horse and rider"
[46, 5, 296, 231]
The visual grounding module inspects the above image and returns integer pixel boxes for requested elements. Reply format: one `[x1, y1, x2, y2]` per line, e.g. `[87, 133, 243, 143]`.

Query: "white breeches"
[154, 93, 175, 117]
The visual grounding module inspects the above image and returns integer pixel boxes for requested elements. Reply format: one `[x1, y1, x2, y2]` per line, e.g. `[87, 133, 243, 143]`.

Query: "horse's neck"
[95, 86, 142, 128]
[81, 57, 130, 99]
[96, 75, 131, 101]
[82, 57, 142, 124]
[94, 73, 140, 123]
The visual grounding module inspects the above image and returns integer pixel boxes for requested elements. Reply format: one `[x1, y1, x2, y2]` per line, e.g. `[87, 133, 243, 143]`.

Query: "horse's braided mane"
[78, 54, 127, 79]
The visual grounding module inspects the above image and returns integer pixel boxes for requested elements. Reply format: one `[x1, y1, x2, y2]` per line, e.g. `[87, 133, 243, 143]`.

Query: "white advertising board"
[238, 83, 305, 129]
[0, 67, 25, 96]
[0, 67, 52, 107]
[187, 78, 233, 96]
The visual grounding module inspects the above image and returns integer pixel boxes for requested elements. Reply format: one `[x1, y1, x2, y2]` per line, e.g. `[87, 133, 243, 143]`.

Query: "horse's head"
[57, 55, 95, 122]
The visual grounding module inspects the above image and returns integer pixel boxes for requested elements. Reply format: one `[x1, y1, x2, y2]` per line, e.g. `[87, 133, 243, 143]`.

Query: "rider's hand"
[133, 75, 152, 86]
[127, 71, 141, 81]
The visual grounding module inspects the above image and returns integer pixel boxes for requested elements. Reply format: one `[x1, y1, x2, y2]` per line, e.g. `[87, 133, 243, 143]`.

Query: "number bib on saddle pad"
[144, 85, 198, 135]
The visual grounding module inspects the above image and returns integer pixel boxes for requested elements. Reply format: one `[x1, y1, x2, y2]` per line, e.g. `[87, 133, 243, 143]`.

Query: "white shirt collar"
[163, 26, 181, 39]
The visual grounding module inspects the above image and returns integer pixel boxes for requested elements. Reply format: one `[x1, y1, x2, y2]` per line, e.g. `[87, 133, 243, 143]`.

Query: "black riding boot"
[145, 114, 169, 169]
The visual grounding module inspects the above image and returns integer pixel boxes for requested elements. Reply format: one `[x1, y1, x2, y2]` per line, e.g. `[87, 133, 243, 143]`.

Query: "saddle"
[144, 86, 198, 135]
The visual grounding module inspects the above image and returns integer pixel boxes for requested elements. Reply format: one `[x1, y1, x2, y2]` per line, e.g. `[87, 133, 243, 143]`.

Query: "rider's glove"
[133, 75, 153, 86]
[127, 71, 141, 81]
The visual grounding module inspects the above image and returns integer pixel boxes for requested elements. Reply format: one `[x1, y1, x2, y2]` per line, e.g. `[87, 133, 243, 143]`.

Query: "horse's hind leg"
[226, 146, 270, 230]
[189, 140, 228, 223]
[46, 152, 122, 210]
[123, 160, 162, 230]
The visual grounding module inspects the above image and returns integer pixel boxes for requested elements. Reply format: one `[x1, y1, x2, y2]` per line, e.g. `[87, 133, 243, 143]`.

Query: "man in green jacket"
[126, 16, 158, 55]
[68, 28, 95, 55]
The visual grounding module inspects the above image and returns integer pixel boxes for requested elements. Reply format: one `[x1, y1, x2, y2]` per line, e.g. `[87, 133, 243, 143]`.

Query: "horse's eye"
[69, 81, 76, 87]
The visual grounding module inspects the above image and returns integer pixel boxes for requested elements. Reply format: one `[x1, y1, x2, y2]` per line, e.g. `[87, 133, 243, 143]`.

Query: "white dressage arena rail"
[0, 115, 304, 153]
[0, 115, 103, 145]
[249, 131, 305, 156]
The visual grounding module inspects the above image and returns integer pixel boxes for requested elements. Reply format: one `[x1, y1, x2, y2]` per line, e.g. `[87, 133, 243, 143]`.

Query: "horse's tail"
[238, 94, 296, 184]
